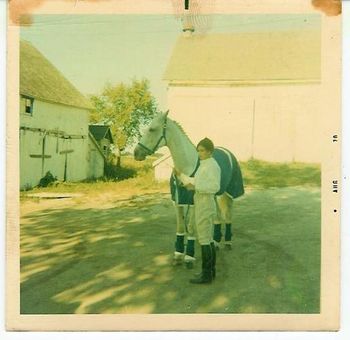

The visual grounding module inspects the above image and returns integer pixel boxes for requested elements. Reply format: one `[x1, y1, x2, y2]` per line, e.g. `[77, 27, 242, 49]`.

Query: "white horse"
[134, 111, 244, 267]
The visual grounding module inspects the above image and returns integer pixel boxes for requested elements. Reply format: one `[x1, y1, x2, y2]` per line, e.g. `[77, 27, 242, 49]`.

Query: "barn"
[20, 40, 106, 189]
[89, 124, 114, 158]
[163, 29, 323, 164]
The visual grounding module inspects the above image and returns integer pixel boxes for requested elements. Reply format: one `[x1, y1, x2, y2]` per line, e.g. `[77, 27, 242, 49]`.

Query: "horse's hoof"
[173, 251, 184, 266]
[189, 274, 213, 284]
[185, 261, 194, 269]
[172, 259, 183, 266]
[224, 244, 232, 251]
[213, 241, 221, 250]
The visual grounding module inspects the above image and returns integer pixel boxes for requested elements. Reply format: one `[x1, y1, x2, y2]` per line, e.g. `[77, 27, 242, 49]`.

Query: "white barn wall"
[20, 131, 90, 188]
[154, 163, 173, 182]
[20, 129, 42, 189]
[20, 99, 91, 189]
[167, 84, 323, 163]
[153, 155, 174, 182]
[87, 136, 105, 179]
[21, 99, 89, 135]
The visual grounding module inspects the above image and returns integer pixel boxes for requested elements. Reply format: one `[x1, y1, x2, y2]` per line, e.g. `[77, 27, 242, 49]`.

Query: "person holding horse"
[134, 111, 244, 270]
[174, 137, 220, 284]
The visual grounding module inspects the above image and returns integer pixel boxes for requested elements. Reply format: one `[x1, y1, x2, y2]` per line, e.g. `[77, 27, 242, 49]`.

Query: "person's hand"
[185, 183, 195, 190]
[173, 168, 181, 176]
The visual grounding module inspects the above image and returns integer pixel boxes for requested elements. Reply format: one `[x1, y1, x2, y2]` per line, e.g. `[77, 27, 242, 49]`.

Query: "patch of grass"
[104, 163, 137, 181]
[20, 157, 320, 201]
[241, 159, 320, 189]
[20, 156, 167, 197]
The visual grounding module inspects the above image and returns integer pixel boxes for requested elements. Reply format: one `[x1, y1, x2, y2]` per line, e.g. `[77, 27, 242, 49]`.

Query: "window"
[20, 95, 34, 116]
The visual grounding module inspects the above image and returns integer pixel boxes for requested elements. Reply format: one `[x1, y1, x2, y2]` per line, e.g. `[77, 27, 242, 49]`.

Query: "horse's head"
[134, 110, 169, 161]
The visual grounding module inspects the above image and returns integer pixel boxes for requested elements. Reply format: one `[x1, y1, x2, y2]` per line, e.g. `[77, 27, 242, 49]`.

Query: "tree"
[89, 79, 159, 150]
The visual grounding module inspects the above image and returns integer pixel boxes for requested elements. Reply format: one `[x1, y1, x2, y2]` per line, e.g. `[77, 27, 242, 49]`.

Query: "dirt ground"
[20, 186, 321, 314]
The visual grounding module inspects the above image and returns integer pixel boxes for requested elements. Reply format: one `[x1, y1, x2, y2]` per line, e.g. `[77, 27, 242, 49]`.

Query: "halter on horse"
[137, 117, 168, 156]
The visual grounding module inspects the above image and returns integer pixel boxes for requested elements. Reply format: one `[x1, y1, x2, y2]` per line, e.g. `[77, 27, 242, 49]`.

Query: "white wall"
[20, 99, 91, 189]
[87, 136, 105, 179]
[153, 155, 174, 182]
[167, 84, 323, 163]
[20, 98, 89, 135]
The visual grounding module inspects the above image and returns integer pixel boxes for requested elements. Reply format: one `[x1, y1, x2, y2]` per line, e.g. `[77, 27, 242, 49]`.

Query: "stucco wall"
[167, 84, 324, 163]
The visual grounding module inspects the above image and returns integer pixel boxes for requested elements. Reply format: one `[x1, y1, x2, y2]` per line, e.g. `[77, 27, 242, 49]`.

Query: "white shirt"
[179, 157, 221, 194]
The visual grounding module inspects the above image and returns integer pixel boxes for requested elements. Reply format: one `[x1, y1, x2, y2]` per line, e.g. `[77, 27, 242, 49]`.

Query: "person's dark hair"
[197, 137, 214, 153]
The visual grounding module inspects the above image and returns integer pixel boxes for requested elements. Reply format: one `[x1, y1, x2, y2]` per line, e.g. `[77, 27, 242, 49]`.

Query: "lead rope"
[184, 203, 190, 234]
[183, 157, 200, 234]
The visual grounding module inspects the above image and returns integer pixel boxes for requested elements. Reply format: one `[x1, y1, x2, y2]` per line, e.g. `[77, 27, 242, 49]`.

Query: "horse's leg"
[173, 205, 185, 265]
[214, 193, 234, 249]
[220, 193, 234, 249]
[213, 196, 224, 248]
[184, 205, 196, 269]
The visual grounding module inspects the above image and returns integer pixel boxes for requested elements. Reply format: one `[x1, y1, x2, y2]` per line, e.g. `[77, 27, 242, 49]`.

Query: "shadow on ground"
[20, 187, 320, 314]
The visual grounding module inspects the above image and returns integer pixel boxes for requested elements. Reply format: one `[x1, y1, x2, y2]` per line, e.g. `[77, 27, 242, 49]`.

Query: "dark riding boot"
[190, 245, 213, 284]
[210, 242, 216, 280]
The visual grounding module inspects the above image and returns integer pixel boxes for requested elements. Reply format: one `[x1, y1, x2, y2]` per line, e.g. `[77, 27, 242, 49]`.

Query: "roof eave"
[20, 92, 93, 110]
[165, 79, 322, 86]
[106, 129, 114, 144]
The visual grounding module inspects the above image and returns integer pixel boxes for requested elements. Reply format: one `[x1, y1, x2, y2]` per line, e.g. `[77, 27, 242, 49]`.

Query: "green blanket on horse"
[170, 147, 244, 205]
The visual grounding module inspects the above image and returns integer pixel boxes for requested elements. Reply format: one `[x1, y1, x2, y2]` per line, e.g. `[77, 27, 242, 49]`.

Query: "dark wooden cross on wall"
[60, 148, 74, 182]
[29, 134, 51, 177]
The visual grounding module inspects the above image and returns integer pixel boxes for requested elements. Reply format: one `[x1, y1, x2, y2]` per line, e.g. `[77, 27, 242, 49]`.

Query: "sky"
[20, 13, 321, 110]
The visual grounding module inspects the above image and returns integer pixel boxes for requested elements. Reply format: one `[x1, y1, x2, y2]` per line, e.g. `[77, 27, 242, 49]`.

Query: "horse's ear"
[164, 110, 169, 117]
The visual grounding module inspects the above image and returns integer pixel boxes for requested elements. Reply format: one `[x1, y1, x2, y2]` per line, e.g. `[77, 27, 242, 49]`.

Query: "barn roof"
[20, 40, 92, 109]
[89, 125, 114, 144]
[163, 30, 321, 85]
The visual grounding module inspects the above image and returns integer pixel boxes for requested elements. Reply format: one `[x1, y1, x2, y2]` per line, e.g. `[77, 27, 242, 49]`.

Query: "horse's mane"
[170, 119, 195, 147]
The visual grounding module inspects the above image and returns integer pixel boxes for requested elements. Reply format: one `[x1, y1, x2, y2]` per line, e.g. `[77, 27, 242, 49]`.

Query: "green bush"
[38, 171, 57, 188]
[104, 162, 137, 181]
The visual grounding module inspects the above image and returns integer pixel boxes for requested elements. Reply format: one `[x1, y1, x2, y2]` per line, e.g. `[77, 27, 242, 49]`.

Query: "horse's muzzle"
[134, 145, 147, 161]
